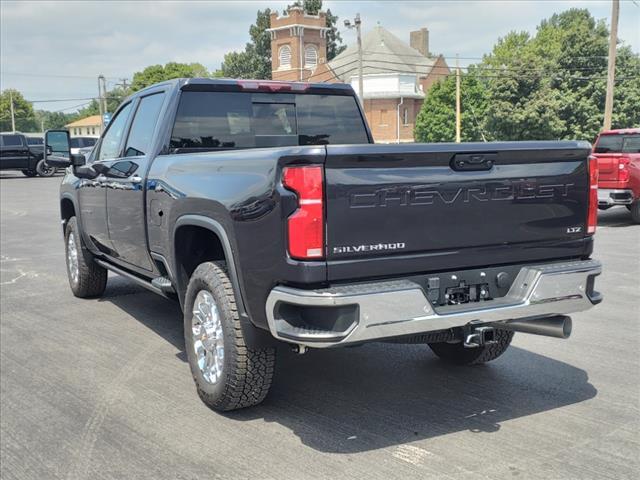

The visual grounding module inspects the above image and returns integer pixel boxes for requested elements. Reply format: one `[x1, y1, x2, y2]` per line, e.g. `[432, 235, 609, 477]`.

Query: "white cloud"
[1, 0, 638, 113]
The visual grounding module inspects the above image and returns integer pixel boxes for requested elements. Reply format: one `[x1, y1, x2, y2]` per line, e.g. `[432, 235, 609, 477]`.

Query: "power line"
[364, 63, 638, 81]
[315, 54, 637, 82]
[360, 50, 610, 61]
[27, 94, 126, 103]
[333, 55, 635, 76]
[1, 72, 122, 80]
[50, 101, 95, 113]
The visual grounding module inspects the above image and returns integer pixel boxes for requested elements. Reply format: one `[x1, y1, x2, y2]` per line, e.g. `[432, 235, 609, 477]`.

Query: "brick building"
[267, 7, 450, 143]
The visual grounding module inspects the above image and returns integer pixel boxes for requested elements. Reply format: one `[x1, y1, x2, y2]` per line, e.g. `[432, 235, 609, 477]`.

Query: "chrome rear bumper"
[265, 259, 602, 348]
[598, 188, 634, 206]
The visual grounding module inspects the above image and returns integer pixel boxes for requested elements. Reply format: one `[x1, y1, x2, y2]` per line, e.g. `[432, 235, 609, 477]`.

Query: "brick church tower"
[267, 6, 330, 81]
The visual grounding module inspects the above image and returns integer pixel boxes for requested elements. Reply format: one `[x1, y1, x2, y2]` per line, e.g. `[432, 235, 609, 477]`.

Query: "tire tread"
[187, 262, 275, 411]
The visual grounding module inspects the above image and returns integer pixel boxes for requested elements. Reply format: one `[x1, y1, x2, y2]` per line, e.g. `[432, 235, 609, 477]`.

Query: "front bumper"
[265, 259, 602, 348]
[598, 188, 634, 206]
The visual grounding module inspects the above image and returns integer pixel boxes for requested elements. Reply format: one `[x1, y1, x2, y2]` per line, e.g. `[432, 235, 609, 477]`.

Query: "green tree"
[481, 9, 639, 140]
[0, 89, 38, 132]
[131, 62, 210, 91]
[415, 8, 640, 143]
[34, 110, 75, 130]
[414, 71, 488, 142]
[221, 9, 272, 79]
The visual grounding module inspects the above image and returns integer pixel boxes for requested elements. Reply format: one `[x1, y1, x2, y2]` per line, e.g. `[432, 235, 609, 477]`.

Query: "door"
[79, 102, 133, 253]
[0, 134, 30, 169]
[105, 92, 166, 271]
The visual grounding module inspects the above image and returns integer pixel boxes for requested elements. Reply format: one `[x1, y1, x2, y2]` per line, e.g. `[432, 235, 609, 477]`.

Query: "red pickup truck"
[593, 128, 640, 223]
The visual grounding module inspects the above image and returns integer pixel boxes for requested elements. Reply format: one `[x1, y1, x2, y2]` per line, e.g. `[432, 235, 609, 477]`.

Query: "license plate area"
[445, 282, 491, 305]
[409, 264, 522, 307]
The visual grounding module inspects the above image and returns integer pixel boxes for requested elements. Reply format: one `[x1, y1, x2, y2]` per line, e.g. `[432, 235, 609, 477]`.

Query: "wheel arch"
[172, 215, 247, 315]
[60, 194, 78, 235]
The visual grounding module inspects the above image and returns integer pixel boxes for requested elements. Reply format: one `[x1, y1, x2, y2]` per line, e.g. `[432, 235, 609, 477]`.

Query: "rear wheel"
[21, 169, 37, 177]
[184, 261, 276, 411]
[428, 330, 514, 365]
[630, 200, 640, 224]
[64, 217, 107, 297]
[36, 159, 56, 177]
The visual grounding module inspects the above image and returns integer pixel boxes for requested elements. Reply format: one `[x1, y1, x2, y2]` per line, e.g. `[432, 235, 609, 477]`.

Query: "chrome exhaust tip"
[494, 315, 572, 339]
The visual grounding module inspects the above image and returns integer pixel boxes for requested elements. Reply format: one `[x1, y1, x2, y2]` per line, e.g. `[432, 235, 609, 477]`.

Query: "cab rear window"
[1, 134, 23, 147]
[594, 134, 640, 154]
[169, 91, 368, 152]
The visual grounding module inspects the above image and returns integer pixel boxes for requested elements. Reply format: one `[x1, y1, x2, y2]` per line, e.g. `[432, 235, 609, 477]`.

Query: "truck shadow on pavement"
[101, 276, 598, 454]
[597, 208, 636, 227]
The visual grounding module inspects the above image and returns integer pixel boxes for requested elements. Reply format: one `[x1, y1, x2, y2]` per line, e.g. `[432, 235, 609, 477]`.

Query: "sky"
[1, 0, 639, 113]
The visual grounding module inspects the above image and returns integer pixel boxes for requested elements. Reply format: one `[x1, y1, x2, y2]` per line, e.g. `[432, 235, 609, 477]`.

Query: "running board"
[151, 276, 176, 294]
[94, 259, 175, 299]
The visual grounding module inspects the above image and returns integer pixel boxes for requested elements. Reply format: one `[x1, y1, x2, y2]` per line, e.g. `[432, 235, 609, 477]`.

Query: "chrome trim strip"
[265, 259, 602, 348]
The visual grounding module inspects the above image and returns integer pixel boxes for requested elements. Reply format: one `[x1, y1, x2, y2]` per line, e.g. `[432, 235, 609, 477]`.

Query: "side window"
[124, 93, 165, 157]
[2, 134, 23, 146]
[98, 103, 133, 161]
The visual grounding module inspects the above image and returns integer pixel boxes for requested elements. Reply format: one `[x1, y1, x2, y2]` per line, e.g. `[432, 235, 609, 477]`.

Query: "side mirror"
[70, 154, 86, 167]
[44, 130, 72, 168]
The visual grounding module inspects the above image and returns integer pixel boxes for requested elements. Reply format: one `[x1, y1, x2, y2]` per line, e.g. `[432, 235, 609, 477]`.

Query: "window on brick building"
[379, 109, 388, 126]
[403, 107, 409, 125]
[279, 45, 292, 69]
[304, 45, 318, 68]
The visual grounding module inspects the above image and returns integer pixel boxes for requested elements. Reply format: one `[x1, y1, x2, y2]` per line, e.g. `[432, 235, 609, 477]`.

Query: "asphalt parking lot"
[1, 173, 639, 480]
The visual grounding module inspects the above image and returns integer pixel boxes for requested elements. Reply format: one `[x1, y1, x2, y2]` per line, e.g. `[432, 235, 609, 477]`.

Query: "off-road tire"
[184, 261, 276, 411]
[36, 159, 56, 177]
[428, 329, 514, 365]
[630, 200, 640, 224]
[64, 217, 107, 298]
[21, 169, 37, 177]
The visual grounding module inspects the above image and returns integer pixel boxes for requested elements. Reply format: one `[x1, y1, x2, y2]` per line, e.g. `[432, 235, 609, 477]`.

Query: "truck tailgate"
[596, 153, 621, 182]
[324, 142, 592, 280]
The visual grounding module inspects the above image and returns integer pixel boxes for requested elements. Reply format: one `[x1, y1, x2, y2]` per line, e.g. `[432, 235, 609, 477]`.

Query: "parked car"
[593, 128, 640, 223]
[45, 78, 602, 412]
[0, 132, 55, 177]
[69, 136, 97, 155]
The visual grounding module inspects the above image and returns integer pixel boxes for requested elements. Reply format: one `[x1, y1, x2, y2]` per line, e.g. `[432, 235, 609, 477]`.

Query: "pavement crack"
[65, 342, 160, 480]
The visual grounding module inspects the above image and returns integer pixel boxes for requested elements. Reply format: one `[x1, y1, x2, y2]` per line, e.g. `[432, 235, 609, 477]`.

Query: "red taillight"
[587, 155, 598, 235]
[282, 166, 324, 259]
[618, 157, 631, 183]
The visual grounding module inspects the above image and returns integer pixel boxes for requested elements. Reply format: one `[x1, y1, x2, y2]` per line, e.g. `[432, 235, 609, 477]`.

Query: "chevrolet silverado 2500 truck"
[45, 78, 602, 412]
[593, 128, 640, 223]
[0, 132, 55, 177]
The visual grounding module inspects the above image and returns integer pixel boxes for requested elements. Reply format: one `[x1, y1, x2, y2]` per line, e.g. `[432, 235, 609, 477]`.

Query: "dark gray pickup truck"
[0, 132, 55, 177]
[45, 78, 602, 411]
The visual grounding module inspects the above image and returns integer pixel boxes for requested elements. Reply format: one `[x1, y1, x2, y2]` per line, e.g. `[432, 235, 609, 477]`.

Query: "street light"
[344, 13, 363, 101]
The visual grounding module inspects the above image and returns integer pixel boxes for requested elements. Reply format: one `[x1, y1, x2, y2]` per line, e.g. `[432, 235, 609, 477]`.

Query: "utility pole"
[118, 78, 129, 90]
[9, 90, 16, 133]
[356, 14, 363, 102]
[100, 76, 108, 116]
[603, 0, 619, 131]
[344, 14, 363, 101]
[455, 54, 461, 143]
[97, 75, 105, 134]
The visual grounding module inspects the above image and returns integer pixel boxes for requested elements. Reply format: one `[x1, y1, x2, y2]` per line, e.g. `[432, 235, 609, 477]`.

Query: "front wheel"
[65, 217, 107, 297]
[184, 261, 276, 411]
[21, 169, 37, 177]
[428, 329, 514, 365]
[36, 159, 57, 177]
